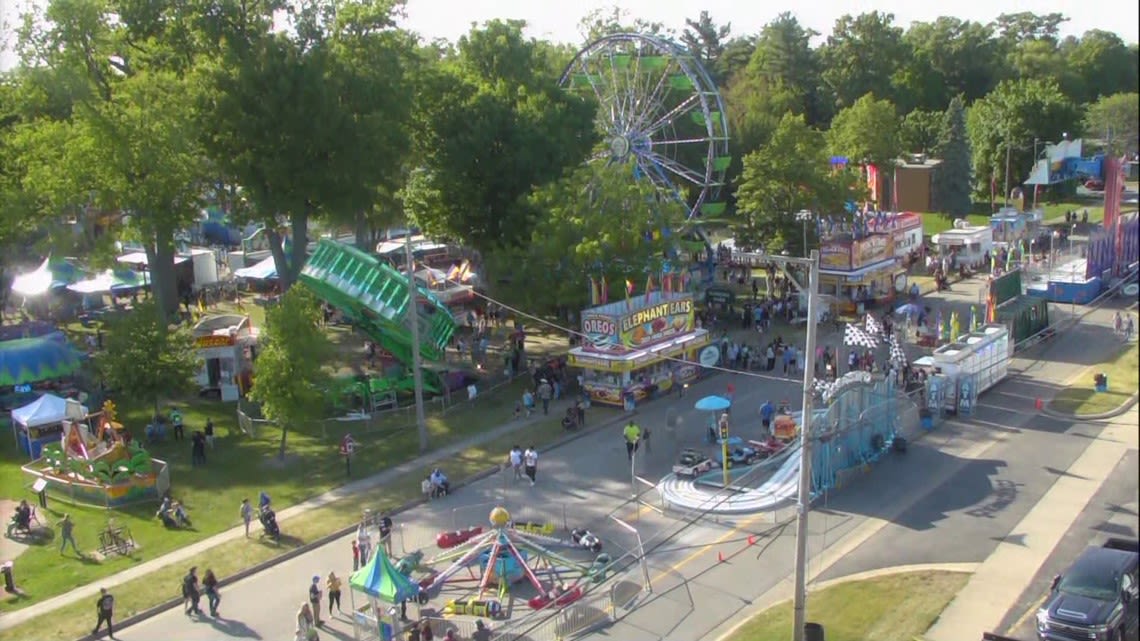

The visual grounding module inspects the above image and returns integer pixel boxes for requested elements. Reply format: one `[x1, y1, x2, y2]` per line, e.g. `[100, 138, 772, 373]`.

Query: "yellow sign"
[619, 298, 694, 349]
[196, 335, 235, 348]
[852, 234, 894, 269]
[820, 243, 851, 270]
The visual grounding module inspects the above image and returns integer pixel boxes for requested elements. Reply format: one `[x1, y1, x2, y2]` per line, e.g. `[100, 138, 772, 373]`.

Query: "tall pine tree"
[933, 96, 974, 217]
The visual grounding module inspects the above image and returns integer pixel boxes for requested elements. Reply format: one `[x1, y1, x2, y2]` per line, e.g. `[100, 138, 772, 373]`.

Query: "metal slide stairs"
[299, 239, 456, 370]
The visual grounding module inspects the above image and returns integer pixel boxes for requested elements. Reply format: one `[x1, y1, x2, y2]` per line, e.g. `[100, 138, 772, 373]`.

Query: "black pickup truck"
[1036, 539, 1139, 641]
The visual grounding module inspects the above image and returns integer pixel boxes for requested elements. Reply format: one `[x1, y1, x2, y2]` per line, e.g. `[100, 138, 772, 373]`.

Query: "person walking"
[296, 602, 316, 641]
[536, 379, 553, 415]
[182, 567, 202, 615]
[379, 513, 393, 555]
[191, 431, 207, 467]
[202, 569, 221, 617]
[523, 446, 538, 486]
[309, 575, 323, 626]
[759, 400, 775, 435]
[622, 420, 641, 462]
[357, 523, 372, 567]
[170, 407, 184, 441]
[327, 572, 342, 615]
[508, 445, 523, 481]
[240, 498, 253, 537]
[58, 513, 81, 556]
[204, 418, 216, 449]
[352, 539, 360, 572]
[92, 587, 115, 639]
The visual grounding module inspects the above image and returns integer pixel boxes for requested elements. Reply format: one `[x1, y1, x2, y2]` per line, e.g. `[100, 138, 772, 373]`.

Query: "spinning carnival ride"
[423, 507, 607, 616]
[560, 33, 731, 240]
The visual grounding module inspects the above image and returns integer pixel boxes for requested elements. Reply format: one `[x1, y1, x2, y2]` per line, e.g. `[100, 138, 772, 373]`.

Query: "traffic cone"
[1035, 398, 1043, 410]
[717, 550, 725, 563]
[747, 534, 756, 546]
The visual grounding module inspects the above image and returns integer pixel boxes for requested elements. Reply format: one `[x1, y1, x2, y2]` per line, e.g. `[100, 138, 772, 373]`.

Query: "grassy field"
[918, 212, 991, 236]
[1049, 342, 1140, 416]
[724, 571, 970, 641]
[0, 408, 605, 641]
[0, 373, 571, 614]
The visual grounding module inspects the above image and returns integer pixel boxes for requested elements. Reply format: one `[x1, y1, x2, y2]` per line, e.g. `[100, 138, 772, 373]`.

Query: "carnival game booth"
[192, 314, 258, 401]
[350, 546, 420, 641]
[865, 211, 924, 259]
[818, 233, 906, 315]
[924, 324, 1011, 417]
[11, 393, 87, 459]
[569, 292, 709, 407]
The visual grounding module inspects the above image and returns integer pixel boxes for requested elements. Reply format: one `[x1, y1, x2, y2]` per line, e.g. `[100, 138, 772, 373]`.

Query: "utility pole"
[404, 234, 429, 453]
[1003, 127, 1012, 208]
[791, 250, 821, 641]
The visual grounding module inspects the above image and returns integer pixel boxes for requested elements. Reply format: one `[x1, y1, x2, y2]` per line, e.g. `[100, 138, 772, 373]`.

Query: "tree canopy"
[98, 301, 201, 417]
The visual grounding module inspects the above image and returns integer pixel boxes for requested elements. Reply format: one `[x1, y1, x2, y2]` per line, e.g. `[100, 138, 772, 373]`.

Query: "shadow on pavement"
[202, 615, 262, 638]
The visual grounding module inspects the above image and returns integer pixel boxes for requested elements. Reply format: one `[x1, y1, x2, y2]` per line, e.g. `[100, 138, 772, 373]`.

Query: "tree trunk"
[289, 209, 309, 284]
[355, 211, 369, 250]
[278, 423, 289, 460]
[266, 228, 292, 291]
[145, 232, 181, 322]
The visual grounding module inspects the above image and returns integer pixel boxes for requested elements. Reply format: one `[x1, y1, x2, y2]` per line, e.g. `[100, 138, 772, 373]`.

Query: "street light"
[795, 210, 814, 258]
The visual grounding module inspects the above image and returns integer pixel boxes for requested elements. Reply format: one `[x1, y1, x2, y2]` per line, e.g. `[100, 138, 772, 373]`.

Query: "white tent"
[11, 393, 87, 428]
[11, 259, 55, 297]
[233, 255, 278, 281]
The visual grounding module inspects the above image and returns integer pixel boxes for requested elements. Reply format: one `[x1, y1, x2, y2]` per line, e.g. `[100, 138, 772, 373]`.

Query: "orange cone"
[717, 550, 725, 563]
[1035, 398, 1043, 410]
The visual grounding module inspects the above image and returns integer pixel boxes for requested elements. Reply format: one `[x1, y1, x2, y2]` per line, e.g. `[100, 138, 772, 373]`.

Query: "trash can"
[804, 622, 826, 641]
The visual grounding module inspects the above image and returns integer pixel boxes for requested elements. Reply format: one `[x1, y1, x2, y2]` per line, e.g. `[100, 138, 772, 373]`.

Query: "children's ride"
[22, 400, 164, 508]
[419, 506, 601, 616]
[299, 240, 457, 395]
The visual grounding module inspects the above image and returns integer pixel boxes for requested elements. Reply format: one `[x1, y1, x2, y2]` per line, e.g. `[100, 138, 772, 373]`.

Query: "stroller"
[259, 506, 280, 541]
[561, 407, 580, 431]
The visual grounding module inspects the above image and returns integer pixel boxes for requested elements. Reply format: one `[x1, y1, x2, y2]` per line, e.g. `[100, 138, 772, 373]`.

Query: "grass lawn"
[0, 407, 603, 641]
[1049, 342, 1140, 416]
[1040, 200, 1106, 225]
[0, 374, 589, 616]
[724, 571, 970, 641]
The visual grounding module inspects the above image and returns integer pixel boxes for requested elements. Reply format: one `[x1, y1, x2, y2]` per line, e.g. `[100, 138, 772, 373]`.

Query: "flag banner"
[844, 323, 879, 348]
[625, 279, 634, 296]
[600, 276, 608, 304]
[864, 313, 883, 337]
[888, 334, 907, 366]
[644, 274, 654, 300]
[588, 277, 597, 306]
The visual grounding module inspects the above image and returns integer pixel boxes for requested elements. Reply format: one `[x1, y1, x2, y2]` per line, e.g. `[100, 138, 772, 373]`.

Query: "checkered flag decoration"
[864, 313, 883, 338]
[888, 334, 907, 367]
[812, 377, 836, 401]
[844, 322, 879, 349]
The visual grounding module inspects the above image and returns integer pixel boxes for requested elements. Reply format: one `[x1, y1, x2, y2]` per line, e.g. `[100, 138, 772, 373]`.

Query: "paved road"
[112, 305, 1134, 641]
[114, 367, 805, 641]
[1000, 424, 1139, 641]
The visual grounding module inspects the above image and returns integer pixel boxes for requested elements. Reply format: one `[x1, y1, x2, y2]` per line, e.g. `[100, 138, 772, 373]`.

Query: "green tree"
[487, 162, 685, 315]
[819, 12, 908, 111]
[736, 113, 857, 254]
[201, 0, 413, 289]
[11, 0, 210, 319]
[896, 18, 1001, 111]
[404, 20, 596, 253]
[900, 109, 942, 154]
[966, 78, 1081, 197]
[933, 97, 973, 217]
[1084, 93, 1140, 156]
[249, 287, 333, 460]
[681, 11, 732, 84]
[1064, 31, 1138, 103]
[723, 13, 821, 157]
[99, 301, 201, 418]
[828, 93, 902, 175]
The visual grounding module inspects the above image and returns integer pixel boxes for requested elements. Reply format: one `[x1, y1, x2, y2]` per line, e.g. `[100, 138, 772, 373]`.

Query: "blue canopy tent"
[0, 332, 82, 387]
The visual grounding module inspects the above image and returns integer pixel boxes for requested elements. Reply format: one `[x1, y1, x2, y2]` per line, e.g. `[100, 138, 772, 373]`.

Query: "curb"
[72, 406, 632, 641]
[1042, 392, 1140, 422]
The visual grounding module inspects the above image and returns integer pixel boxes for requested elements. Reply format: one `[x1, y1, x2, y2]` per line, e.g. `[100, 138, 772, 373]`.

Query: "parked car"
[1036, 538, 1139, 641]
[714, 445, 759, 468]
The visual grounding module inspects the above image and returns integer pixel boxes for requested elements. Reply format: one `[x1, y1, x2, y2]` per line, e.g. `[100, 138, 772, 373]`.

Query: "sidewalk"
[0, 394, 592, 630]
[925, 403, 1139, 641]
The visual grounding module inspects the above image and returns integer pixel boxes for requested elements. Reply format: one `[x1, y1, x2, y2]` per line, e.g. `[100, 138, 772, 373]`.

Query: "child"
[352, 540, 360, 572]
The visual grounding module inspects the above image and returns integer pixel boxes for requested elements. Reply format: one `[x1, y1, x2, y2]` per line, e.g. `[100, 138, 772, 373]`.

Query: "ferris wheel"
[559, 33, 731, 221]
